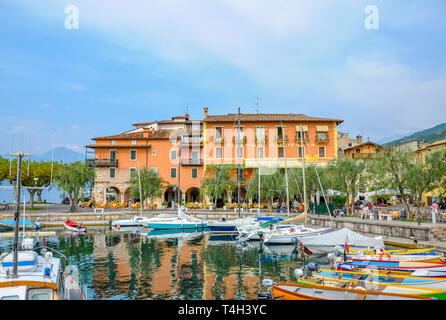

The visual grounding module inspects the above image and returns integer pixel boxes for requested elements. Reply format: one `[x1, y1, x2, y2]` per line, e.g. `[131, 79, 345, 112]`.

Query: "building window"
[235, 127, 244, 144]
[191, 168, 198, 179]
[152, 150, 157, 156]
[237, 146, 243, 159]
[215, 127, 223, 140]
[319, 147, 326, 158]
[215, 147, 223, 159]
[111, 140, 116, 145]
[109, 168, 116, 178]
[129, 167, 137, 178]
[130, 150, 137, 161]
[296, 131, 307, 141]
[131, 140, 136, 145]
[348, 143, 352, 147]
[316, 132, 328, 141]
[191, 151, 199, 161]
[257, 146, 264, 158]
[278, 147, 284, 158]
[170, 168, 177, 178]
[277, 127, 284, 141]
[170, 150, 177, 160]
[109, 150, 116, 160]
[298, 147, 305, 158]
[171, 139, 177, 145]
[356, 149, 361, 153]
[256, 127, 265, 143]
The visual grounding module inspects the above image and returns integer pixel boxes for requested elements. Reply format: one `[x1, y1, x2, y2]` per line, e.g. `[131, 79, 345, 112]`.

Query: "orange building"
[86, 108, 343, 207]
[202, 107, 343, 204]
[86, 114, 204, 207]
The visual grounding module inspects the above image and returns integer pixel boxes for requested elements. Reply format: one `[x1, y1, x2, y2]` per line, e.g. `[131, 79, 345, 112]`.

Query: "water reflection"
[0, 228, 329, 300]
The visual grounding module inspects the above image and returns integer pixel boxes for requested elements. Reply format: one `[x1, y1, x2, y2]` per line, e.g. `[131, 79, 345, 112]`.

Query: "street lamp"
[34, 177, 39, 187]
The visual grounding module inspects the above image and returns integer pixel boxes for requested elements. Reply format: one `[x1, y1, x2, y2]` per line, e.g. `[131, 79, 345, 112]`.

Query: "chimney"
[185, 113, 190, 120]
[143, 127, 149, 138]
[356, 135, 362, 144]
[204, 107, 208, 119]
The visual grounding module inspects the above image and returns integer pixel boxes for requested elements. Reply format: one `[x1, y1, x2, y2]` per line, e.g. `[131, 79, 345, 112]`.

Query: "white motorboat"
[207, 217, 258, 233]
[263, 225, 333, 245]
[112, 216, 151, 228]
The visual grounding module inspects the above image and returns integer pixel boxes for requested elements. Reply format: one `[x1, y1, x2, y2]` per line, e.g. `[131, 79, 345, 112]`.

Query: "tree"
[246, 168, 285, 210]
[55, 161, 96, 212]
[129, 167, 165, 210]
[428, 149, 446, 197]
[328, 156, 367, 214]
[200, 165, 236, 205]
[371, 147, 415, 215]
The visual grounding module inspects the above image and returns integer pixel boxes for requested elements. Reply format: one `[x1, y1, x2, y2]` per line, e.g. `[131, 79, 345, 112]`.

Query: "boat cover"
[300, 228, 384, 248]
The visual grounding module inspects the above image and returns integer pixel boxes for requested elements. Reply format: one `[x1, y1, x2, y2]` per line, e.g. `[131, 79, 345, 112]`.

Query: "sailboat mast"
[281, 122, 290, 216]
[12, 151, 24, 278]
[299, 127, 307, 226]
[258, 156, 261, 216]
[237, 107, 241, 219]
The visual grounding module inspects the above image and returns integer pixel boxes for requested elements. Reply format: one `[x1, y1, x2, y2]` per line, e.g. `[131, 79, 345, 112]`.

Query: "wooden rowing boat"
[272, 282, 434, 300]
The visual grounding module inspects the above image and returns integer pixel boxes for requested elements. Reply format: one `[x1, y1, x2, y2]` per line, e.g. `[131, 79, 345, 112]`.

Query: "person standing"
[432, 201, 439, 224]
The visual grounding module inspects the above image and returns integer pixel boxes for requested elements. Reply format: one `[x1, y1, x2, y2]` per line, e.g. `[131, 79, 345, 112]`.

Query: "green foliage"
[55, 161, 95, 212]
[200, 166, 236, 204]
[129, 167, 165, 209]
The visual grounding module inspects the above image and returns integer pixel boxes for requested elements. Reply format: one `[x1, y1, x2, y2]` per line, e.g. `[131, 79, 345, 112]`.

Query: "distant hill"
[1, 147, 84, 163]
[384, 123, 446, 147]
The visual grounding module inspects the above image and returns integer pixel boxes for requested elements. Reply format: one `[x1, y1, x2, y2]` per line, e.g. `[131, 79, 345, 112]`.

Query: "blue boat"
[0, 219, 40, 232]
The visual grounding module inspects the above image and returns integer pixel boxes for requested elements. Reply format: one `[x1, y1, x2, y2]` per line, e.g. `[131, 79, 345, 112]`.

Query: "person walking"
[432, 201, 439, 224]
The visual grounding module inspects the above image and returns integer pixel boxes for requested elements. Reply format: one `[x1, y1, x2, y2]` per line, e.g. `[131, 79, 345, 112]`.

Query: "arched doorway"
[164, 187, 182, 207]
[106, 187, 121, 202]
[186, 187, 201, 203]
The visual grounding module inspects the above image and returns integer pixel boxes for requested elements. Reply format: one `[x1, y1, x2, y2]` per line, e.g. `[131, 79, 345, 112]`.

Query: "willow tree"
[55, 161, 96, 212]
[129, 167, 165, 210]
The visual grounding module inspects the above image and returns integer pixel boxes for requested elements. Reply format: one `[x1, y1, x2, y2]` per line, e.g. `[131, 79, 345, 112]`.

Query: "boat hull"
[147, 222, 208, 230]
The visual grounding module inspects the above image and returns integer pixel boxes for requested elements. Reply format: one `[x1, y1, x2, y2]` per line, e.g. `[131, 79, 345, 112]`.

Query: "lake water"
[0, 227, 330, 300]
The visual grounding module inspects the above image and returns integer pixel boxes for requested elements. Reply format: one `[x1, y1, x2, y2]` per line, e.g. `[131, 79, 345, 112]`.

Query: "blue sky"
[1, 0, 445, 154]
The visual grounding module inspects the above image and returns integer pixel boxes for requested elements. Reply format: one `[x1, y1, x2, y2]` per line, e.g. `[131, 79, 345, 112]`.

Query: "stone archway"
[123, 187, 132, 203]
[106, 186, 121, 202]
[164, 187, 182, 207]
[185, 187, 201, 203]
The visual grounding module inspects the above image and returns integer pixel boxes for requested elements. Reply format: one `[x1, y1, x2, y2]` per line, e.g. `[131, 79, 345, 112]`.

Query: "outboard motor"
[302, 262, 320, 277]
[257, 279, 274, 300]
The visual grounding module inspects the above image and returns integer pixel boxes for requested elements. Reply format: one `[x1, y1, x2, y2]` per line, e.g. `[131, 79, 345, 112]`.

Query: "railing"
[352, 153, 375, 159]
[181, 159, 203, 166]
[86, 159, 118, 167]
[181, 136, 203, 146]
[316, 134, 329, 143]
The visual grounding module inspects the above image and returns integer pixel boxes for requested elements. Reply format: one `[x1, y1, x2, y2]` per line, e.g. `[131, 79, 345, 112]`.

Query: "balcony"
[255, 136, 267, 145]
[276, 136, 289, 144]
[232, 136, 248, 145]
[180, 136, 203, 147]
[316, 134, 329, 143]
[352, 153, 375, 159]
[181, 159, 203, 166]
[86, 159, 118, 167]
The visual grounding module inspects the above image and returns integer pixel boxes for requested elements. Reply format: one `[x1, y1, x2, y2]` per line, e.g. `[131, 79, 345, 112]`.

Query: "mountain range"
[1, 147, 84, 163]
[384, 122, 446, 147]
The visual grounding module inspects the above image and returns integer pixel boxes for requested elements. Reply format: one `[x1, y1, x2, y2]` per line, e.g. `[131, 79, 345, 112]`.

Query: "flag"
[345, 238, 350, 253]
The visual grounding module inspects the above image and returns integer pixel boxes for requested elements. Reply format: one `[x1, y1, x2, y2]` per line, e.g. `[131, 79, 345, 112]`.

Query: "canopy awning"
[316, 125, 329, 132]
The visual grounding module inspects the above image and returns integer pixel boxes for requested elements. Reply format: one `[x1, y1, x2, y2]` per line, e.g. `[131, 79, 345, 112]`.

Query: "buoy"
[117, 225, 120, 230]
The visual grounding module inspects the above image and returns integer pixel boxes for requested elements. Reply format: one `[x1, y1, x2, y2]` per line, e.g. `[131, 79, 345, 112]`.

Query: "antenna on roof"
[254, 97, 261, 114]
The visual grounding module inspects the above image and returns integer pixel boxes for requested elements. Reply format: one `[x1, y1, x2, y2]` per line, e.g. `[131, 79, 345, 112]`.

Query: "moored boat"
[271, 282, 434, 300]
[64, 220, 86, 233]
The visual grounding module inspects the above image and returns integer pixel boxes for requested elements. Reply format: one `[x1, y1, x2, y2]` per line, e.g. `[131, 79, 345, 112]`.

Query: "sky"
[1, 0, 445, 155]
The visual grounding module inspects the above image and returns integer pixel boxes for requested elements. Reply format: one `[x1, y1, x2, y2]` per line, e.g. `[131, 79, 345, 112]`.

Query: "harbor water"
[0, 227, 330, 300]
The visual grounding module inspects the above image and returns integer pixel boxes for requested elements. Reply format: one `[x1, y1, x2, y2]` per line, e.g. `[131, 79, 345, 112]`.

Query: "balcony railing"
[86, 159, 118, 167]
[316, 134, 329, 143]
[352, 153, 375, 159]
[180, 159, 204, 166]
[181, 136, 203, 146]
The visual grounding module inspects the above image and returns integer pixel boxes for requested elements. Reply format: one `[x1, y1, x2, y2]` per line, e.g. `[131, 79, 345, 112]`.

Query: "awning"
[295, 125, 308, 131]
[316, 125, 329, 132]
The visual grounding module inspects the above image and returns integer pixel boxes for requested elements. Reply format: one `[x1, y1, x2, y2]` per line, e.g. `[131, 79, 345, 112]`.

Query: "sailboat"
[0, 150, 86, 300]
